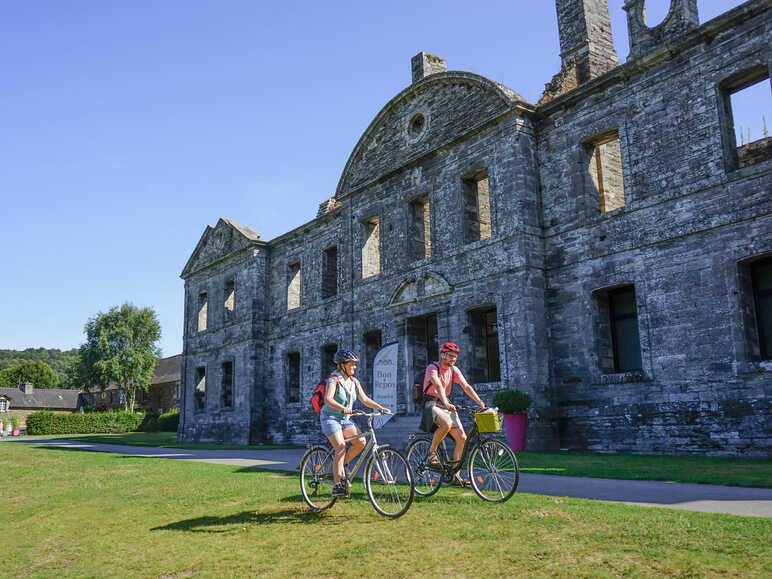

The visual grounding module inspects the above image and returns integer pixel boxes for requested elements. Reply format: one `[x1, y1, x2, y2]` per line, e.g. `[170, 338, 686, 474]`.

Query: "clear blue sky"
[0, 0, 763, 357]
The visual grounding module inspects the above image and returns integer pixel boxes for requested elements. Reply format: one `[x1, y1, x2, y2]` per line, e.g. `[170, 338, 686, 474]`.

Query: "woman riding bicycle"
[320, 349, 391, 498]
[421, 341, 486, 486]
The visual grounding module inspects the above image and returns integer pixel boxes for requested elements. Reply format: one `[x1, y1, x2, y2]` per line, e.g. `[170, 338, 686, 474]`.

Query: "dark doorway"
[408, 313, 439, 386]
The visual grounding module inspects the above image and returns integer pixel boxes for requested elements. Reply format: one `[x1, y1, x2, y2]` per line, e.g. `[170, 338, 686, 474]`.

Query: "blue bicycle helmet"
[333, 349, 359, 364]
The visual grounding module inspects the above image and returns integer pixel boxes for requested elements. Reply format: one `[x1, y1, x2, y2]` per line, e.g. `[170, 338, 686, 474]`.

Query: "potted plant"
[493, 389, 532, 451]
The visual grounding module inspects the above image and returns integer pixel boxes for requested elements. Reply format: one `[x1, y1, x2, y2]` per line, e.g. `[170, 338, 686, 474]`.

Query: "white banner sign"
[371, 341, 398, 428]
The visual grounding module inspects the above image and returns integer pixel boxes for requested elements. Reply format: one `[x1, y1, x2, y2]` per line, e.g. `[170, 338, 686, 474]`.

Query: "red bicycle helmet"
[440, 341, 460, 354]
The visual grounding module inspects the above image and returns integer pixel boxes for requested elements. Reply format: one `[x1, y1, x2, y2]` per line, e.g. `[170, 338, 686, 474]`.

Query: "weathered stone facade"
[180, 0, 771, 456]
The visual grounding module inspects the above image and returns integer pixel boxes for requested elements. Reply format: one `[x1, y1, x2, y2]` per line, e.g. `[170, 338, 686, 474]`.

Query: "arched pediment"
[336, 72, 530, 197]
[389, 271, 452, 307]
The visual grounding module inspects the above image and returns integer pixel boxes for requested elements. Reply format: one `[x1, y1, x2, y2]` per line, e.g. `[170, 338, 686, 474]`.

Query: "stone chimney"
[411, 52, 447, 84]
[540, 0, 618, 104]
[21, 382, 34, 394]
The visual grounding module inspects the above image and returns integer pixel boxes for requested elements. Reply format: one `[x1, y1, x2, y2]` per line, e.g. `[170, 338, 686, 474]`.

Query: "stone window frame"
[361, 215, 382, 279]
[320, 343, 338, 382]
[736, 253, 772, 365]
[717, 65, 770, 173]
[466, 304, 501, 384]
[461, 167, 493, 245]
[582, 129, 627, 214]
[0, 396, 8, 412]
[581, 127, 630, 216]
[590, 280, 652, 384]
[194, 365, 206, 413]
[321, 245, 339, 300]
[220, 359, 235, 410]
[197, 290, 208, 333]
[223, 278, 236, 322]
[287, 259, 301, 311]
[363, 329, 383, 391]
[407, 193, 432, 263]
[286, 351, 301, 404]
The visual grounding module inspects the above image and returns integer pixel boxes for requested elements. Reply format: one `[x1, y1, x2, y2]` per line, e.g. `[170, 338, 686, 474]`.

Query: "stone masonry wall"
[538, 2, 771, 455]
[180, 1, 770, 456]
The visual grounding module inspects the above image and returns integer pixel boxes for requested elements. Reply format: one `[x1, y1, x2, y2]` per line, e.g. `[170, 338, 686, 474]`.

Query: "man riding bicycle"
[420, 341, 486, 486]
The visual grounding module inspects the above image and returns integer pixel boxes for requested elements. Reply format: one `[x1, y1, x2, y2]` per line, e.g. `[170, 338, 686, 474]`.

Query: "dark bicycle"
[299, 411, 415, 518]
[406, 406, 519, 502]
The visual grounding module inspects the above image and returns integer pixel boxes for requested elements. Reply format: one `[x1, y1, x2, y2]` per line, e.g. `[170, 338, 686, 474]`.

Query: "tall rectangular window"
[287, 261, 301, 310]
[322, 246, 338, 299]
[362, 217, 381, 278]
[287, 352, 300, 403]
[197, 292, 208, 332]
[752, 258, 772, 360]
[469, 307, 500, 382]
[721, 68, 771, 169]
[221, 361, 233, 408]
[609, 287, 642, 372]
[224, 279, 235, 320]
[321, 344, 338, 380]
[364, 330, 382, 389]
[0, 398, 7, 412]
[463, 169, 491, 243]
[194, 366, 206, 411]
[409, 196, 431, 260]
[586, 131, 626, 213]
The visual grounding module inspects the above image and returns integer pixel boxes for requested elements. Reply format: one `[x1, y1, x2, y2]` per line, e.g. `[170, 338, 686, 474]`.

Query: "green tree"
[78, 303, 161, 413]
[0, 360, 60, 388]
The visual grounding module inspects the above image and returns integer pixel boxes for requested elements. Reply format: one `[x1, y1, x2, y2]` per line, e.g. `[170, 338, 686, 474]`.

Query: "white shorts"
[431, 405, 463, 429]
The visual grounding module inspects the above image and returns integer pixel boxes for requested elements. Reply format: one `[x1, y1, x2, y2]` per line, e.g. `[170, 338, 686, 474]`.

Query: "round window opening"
[408, 113, 425, 138]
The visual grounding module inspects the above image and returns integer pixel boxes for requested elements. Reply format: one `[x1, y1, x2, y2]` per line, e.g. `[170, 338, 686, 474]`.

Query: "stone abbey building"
[179, 0, 771, 456]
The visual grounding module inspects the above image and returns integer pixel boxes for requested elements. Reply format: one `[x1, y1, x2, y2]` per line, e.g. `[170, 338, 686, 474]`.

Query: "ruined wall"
[538, 2, 771, 455]
[180, 225, 268, 444]
[261, 92, 552, 447]
[179, 1, 770, 455]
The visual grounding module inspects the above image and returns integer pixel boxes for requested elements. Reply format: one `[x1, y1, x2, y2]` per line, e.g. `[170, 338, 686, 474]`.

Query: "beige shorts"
[431, 405, 463, 429]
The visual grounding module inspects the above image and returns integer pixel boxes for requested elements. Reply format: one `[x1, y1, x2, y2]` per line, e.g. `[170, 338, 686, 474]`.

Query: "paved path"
[13, 439, 772, 518]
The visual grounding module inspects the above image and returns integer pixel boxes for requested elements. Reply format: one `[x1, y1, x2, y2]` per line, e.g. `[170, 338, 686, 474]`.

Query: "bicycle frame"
[411, 408, 489, 478]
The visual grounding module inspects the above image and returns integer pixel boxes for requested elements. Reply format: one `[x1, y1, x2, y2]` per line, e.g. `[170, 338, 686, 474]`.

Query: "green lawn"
[17, 432, 772, 487]
[4, 442, 771, 577]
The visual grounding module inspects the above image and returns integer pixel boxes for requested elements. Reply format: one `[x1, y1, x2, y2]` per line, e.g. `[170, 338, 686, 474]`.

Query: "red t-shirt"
[423, 362, 464, 399]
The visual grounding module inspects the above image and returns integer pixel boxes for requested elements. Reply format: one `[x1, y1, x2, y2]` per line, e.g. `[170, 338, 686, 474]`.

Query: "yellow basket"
[474, 411, 501, 433]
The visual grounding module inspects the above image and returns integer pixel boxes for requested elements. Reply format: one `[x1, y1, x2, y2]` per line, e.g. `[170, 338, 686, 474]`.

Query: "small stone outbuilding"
[0, 383, 81, 430]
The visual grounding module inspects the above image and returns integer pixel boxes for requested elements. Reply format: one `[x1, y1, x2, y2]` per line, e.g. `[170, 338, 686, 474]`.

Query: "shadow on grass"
[151, 506, 337, 533]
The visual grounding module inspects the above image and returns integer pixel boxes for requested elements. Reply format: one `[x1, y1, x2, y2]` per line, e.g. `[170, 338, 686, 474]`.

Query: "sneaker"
[332, 483, 346, 497]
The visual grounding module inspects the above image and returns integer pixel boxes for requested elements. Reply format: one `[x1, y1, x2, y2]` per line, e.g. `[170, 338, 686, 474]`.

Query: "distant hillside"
[0, 347, 78, 385]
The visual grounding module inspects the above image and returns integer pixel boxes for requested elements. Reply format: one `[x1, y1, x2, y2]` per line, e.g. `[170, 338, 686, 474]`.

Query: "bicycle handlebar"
[350, 410, 391, 416]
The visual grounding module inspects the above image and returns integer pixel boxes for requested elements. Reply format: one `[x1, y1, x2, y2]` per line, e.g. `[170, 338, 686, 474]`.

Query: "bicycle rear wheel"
[364, 446, 414, 518]
[299, 446, 337, 511]
[406, 438, 442, 497]
[468, 439, 519, 502]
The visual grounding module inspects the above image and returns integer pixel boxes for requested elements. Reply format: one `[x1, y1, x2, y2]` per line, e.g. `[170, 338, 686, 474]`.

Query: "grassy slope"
[4, 442, 771, 577]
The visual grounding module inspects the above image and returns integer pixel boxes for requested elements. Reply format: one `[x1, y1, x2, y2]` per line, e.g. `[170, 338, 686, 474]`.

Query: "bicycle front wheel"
[406, 437, 442, 497]
[364, 446, 414, 518]
[299, 446, 337, 511]
[468, 439, 519, 502]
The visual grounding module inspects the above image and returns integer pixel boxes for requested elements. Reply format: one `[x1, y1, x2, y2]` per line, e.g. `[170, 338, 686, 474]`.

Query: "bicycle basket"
[474, 411, 501, 433]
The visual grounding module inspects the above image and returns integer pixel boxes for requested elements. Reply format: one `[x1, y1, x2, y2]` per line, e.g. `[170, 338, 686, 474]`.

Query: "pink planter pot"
[502, 413, 527, 451]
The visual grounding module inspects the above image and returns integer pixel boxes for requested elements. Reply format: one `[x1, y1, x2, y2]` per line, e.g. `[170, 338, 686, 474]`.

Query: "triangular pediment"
[389, 271, 452, 306]
[181, 218, 263, 278]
